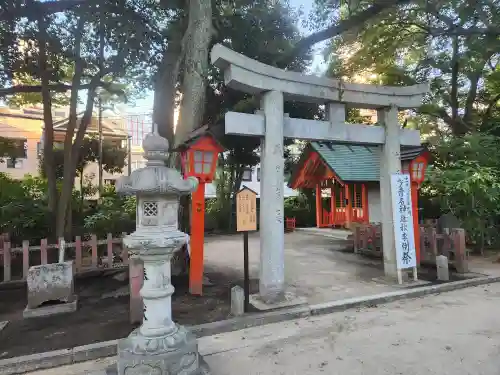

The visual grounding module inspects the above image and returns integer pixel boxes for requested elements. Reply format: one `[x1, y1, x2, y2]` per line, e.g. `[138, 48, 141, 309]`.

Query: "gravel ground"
[27, 282, 500, 375]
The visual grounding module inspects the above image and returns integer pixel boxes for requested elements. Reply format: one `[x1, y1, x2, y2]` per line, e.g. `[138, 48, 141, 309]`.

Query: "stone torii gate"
[211, 44, 429, 305]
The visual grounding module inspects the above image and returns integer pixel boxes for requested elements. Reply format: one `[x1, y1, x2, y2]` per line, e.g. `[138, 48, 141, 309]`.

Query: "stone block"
[23, 299, 77, 319]
[249, 291, 307, 311]
[26, 261, 75, 309]
[436, 255, 449, 281]
[230, 286, 244, 317]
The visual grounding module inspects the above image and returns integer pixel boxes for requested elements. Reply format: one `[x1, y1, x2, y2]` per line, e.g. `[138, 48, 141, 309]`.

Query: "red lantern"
[180, 135, 222, 183]
[409, 155, 428, 186]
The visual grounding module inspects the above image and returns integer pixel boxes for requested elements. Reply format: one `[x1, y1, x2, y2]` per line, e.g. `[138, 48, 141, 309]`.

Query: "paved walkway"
[205, 232, 396, 304]
[28, 282, 500, 375]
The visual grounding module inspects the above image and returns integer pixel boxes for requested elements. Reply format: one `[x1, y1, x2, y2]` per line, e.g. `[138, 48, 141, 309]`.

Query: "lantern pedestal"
[115, 127, 210, 375]
[117, 229, 205, 375]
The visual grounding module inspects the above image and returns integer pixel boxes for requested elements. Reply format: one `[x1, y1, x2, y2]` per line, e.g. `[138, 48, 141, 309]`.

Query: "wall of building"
[0, 114, 43, 179]
[204, 164, 298, 199]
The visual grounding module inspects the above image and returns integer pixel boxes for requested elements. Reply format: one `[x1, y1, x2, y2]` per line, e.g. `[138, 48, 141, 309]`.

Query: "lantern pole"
[189, 181, 206, 295]
[411, 180, 420, 264]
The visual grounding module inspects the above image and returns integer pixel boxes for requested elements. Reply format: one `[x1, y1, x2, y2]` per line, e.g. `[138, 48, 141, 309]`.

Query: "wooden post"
[40, 238, 48, 265]
[75, 236, 82, 271]
[243, 231, 250, 312]
[351, 184, 358, 222]
[22, 240, 29, 280]
[91, 234, 98, 268]
[190, 181, 206, 296]
[3, 241, 11, 282]
[430, 227, 438, 257]
[361, 184, 368, 224]
[344, 184, 352, 229]
[453, 228, 468, 273]
[331, 186, 336, 226]
[107, 233, 114, 268]
[315, 183, 322, 228]
[236, 187, 257, 312]
[411, 182, 421, 264]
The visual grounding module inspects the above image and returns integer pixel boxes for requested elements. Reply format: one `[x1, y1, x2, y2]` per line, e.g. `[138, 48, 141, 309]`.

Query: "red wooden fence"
[0, 233, 129, 284]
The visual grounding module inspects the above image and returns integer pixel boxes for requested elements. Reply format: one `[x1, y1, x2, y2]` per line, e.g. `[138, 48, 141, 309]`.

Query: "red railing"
[285, 217, 296, 232]
[321, 208, 366, 227]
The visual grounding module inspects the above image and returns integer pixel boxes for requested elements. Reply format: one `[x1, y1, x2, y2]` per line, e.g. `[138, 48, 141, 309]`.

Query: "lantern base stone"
[117, 324, 209, 375]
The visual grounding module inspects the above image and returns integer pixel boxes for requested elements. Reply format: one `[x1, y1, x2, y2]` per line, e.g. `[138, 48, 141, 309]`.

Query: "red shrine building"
[289, 142, 430, 229]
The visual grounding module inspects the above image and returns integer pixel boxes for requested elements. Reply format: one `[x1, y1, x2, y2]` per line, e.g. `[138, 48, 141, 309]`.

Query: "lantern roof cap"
[115, 124, 198, 196]
[175, 125, 225, 152]
[142, 123, 170, 164]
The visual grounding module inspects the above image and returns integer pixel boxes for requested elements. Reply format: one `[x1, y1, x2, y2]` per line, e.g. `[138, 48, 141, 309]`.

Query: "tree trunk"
[153, 38, 183, 146]
[176, 0, 213, 146]
[55, 87, 98, 238]
[36, 11, 57, 235]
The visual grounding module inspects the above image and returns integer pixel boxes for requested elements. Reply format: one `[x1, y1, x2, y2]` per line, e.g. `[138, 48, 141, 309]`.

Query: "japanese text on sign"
[236, 188, 257, 232]
[390, 174, 417, 269]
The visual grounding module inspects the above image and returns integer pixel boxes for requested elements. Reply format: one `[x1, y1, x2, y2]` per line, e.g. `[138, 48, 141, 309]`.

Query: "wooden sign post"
[236, 186, 258, 312]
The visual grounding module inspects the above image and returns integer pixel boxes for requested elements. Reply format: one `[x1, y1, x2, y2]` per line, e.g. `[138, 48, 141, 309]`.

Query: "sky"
[124, 0, 326, 115]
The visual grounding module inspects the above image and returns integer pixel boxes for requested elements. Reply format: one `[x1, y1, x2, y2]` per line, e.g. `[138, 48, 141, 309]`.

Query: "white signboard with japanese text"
[391, 174, 417, 269]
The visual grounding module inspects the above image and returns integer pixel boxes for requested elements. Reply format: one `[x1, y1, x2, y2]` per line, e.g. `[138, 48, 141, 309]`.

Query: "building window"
[6, 158, 23, 169]
[257, 168, 261, 182]
[242, 168, 253, 182]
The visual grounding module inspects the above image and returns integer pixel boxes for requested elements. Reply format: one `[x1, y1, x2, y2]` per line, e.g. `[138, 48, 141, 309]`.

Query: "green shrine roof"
[291, 142, 427, 184]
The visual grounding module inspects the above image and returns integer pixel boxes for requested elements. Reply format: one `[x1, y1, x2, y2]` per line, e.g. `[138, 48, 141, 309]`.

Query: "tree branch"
[291, 0, 413, 55]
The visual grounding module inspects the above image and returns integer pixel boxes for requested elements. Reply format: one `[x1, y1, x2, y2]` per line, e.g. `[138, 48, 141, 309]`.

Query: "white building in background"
[205, 164, 299, 199]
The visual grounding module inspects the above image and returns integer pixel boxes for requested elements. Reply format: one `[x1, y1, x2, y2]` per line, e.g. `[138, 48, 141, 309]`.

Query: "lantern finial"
[142, 123, 169, 164]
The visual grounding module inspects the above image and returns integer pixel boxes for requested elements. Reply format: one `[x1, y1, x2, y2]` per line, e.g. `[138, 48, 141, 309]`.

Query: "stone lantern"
[115, 126, 208, 375]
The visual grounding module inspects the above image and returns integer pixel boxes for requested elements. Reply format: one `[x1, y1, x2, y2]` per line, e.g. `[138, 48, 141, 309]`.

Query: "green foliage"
[319, 0, 500, 249]
[284, 195, 316, 228]
[423, 133, 500, 249]
[0, 173, 135, 244]
[0, 174, 53, 243]
[39, 137, 127, 180]
[83, 185, 136, 237]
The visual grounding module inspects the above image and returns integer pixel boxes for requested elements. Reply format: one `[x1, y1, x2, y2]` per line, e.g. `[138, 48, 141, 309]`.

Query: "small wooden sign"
[236, 186, 258, 232]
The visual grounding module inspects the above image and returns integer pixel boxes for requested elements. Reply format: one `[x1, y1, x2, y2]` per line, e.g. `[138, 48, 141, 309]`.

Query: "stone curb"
[1, 275, 499, 375]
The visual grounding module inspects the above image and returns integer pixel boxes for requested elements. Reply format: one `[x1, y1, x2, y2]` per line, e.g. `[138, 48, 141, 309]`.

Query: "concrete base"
[117, 325, 206, 375]
[250, 292, 307, 311]
[23, 297, 78, 319]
